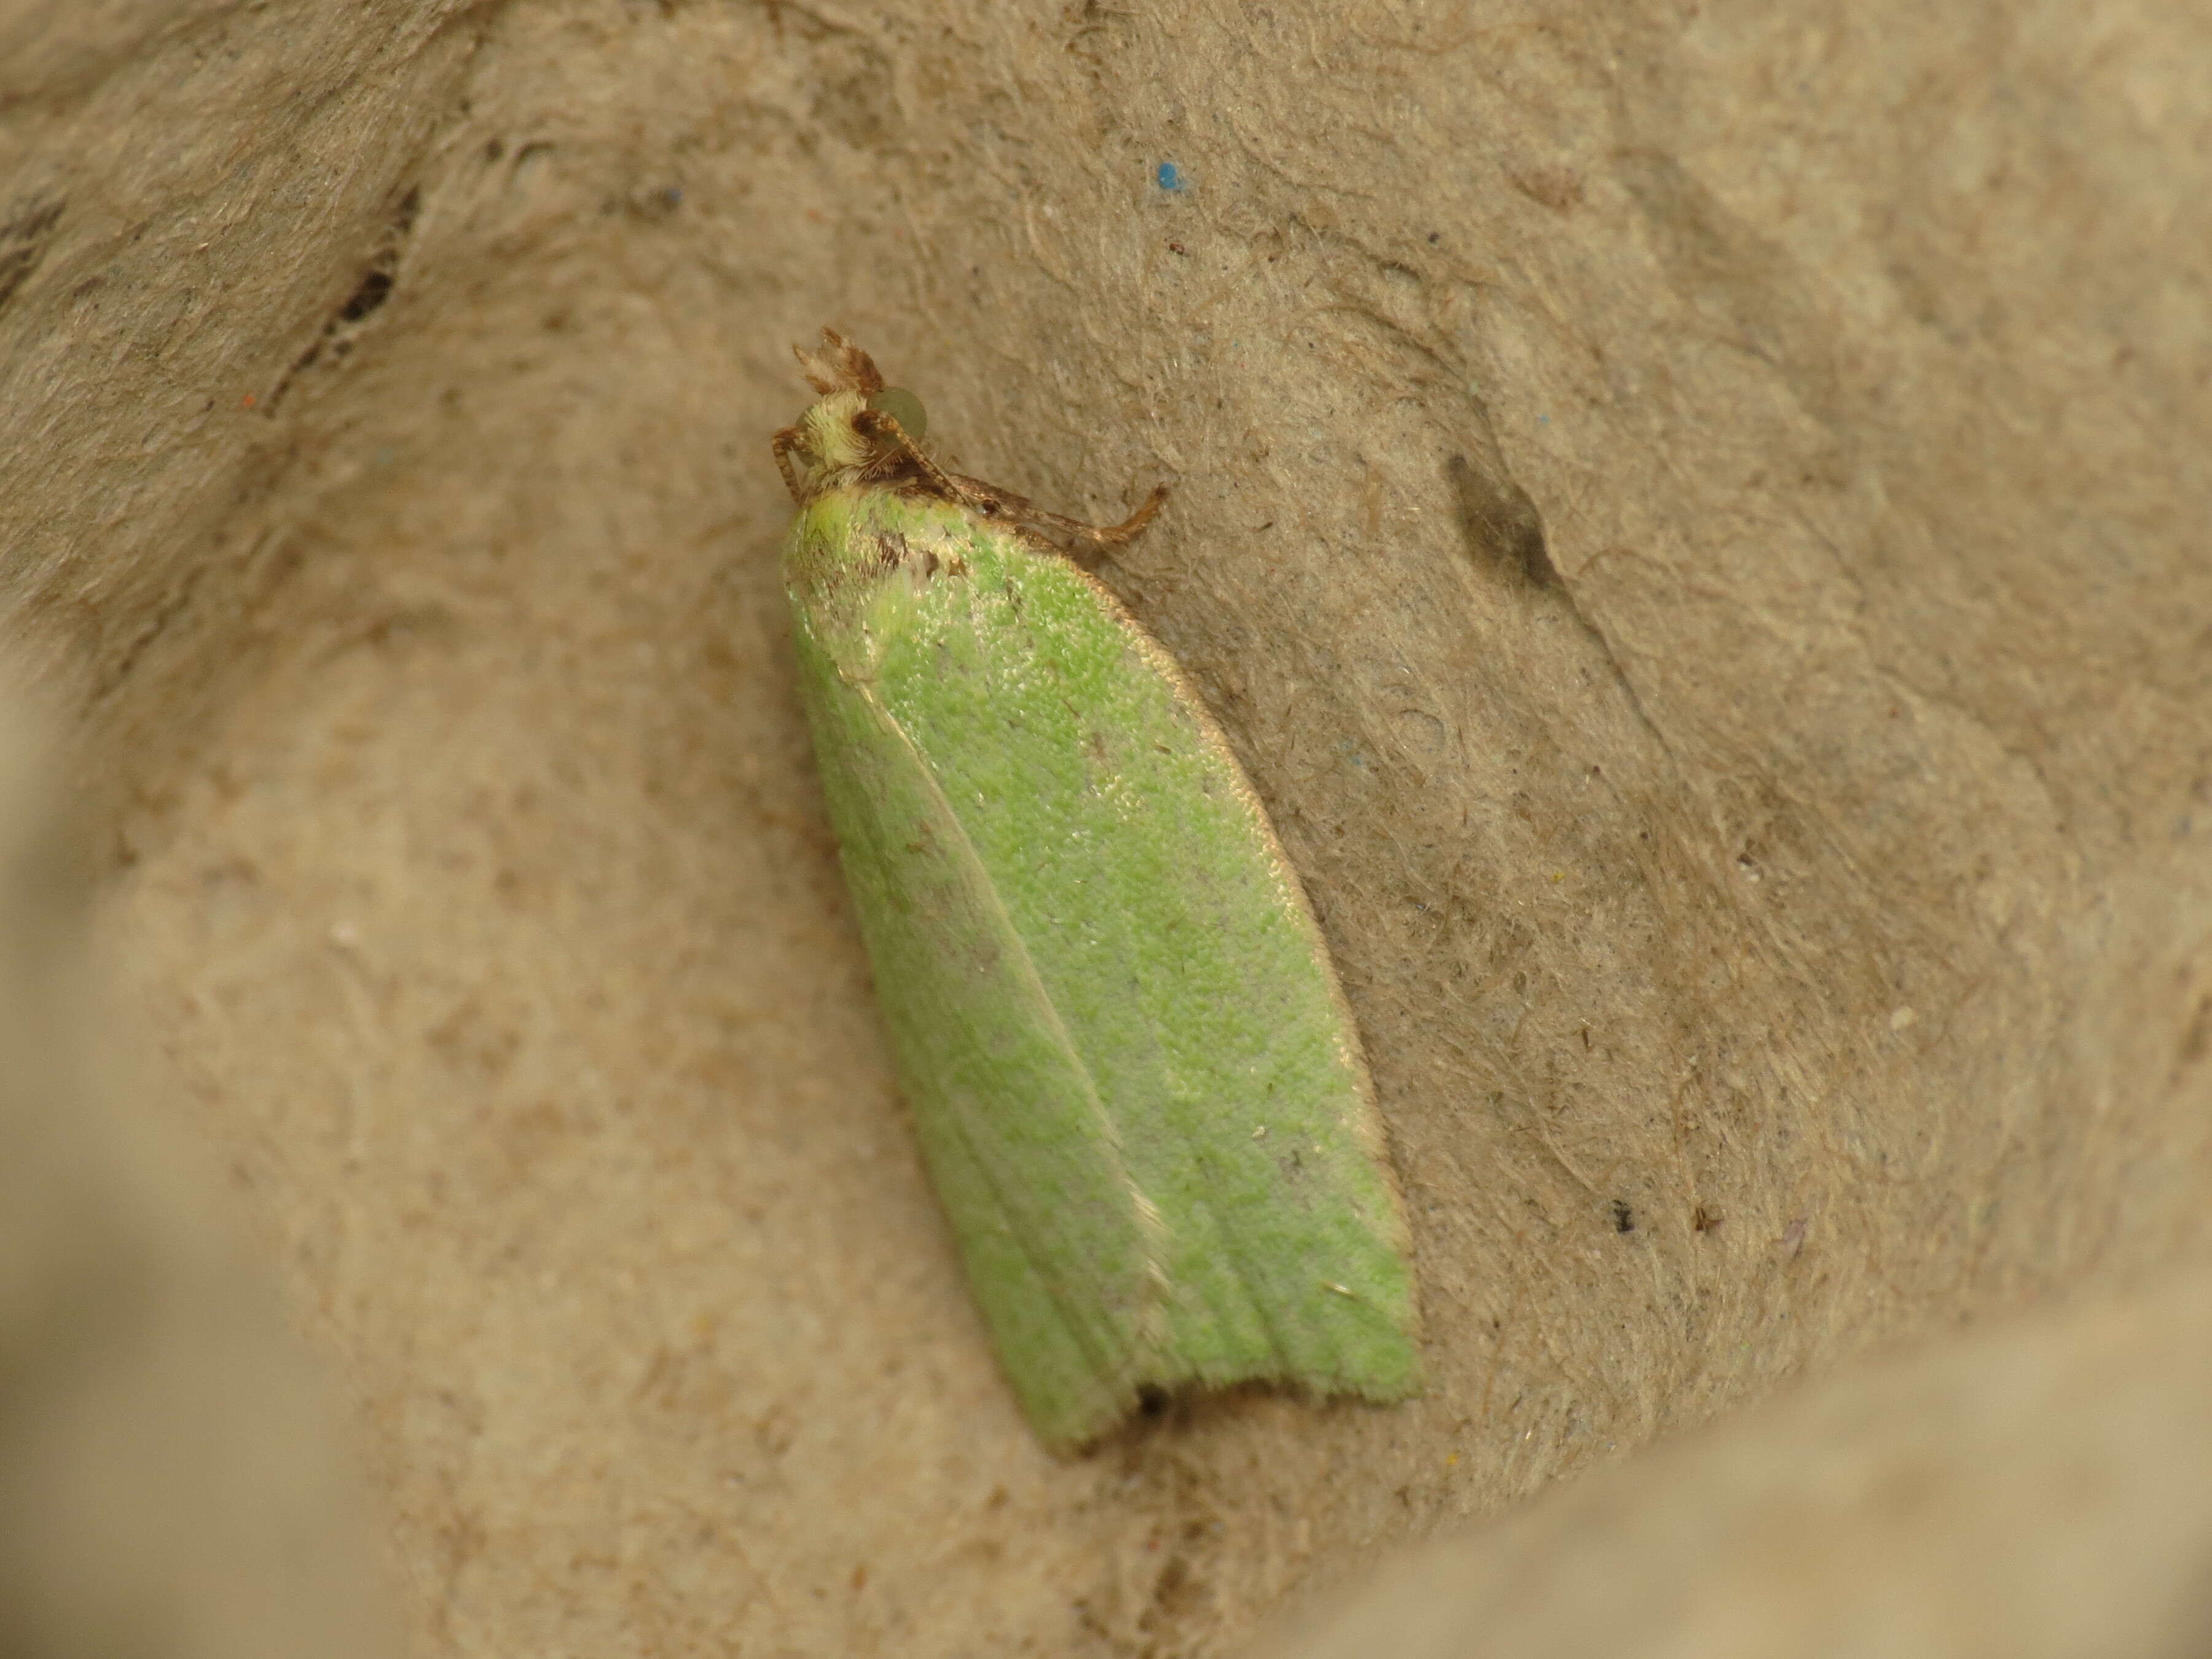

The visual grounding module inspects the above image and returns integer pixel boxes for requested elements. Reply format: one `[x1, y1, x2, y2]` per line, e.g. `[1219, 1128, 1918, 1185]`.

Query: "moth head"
[792, 330, 926, 436]
[782, 331, 932, 492]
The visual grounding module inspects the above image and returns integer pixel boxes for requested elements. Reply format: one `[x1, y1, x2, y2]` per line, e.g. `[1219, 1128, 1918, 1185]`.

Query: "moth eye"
[868, 386, 928, 439]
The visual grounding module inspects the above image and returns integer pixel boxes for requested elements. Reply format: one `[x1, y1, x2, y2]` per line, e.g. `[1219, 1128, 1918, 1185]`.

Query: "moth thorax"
[798, 390, 874, 480]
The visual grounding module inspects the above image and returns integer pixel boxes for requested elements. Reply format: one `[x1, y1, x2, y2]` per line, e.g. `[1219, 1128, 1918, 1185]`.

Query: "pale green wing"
[794, 490, 1416, 1446]
[790, 605, 1159, 1448]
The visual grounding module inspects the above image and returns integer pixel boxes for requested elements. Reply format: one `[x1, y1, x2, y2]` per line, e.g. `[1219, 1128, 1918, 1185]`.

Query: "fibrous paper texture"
[2, 1, 2207, 1655]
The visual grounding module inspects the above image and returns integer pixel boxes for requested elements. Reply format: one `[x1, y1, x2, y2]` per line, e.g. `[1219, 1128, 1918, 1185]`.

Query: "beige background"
[0, 705, 402, 1659]
[2, 1, 2208, 1654]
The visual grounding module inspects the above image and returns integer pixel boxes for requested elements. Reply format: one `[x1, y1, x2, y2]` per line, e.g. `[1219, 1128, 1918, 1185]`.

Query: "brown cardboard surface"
[0, 712, 402, 1659]
[1, 1, 2207, 1653]
[1265, 1265, 2212, 1659]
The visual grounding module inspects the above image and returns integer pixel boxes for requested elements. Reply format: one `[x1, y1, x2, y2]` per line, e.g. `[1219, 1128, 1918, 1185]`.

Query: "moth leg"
[852, 407, 1027, 520]
[771, 426, 808, 504]
[851, 406, 1167, 557]
[948, 474, 1168, 557]
[848, 407, 959, 487]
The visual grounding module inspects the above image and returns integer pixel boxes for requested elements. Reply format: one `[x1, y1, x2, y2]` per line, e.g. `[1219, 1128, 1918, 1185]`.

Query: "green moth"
[771, 330, 1419, 1449]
